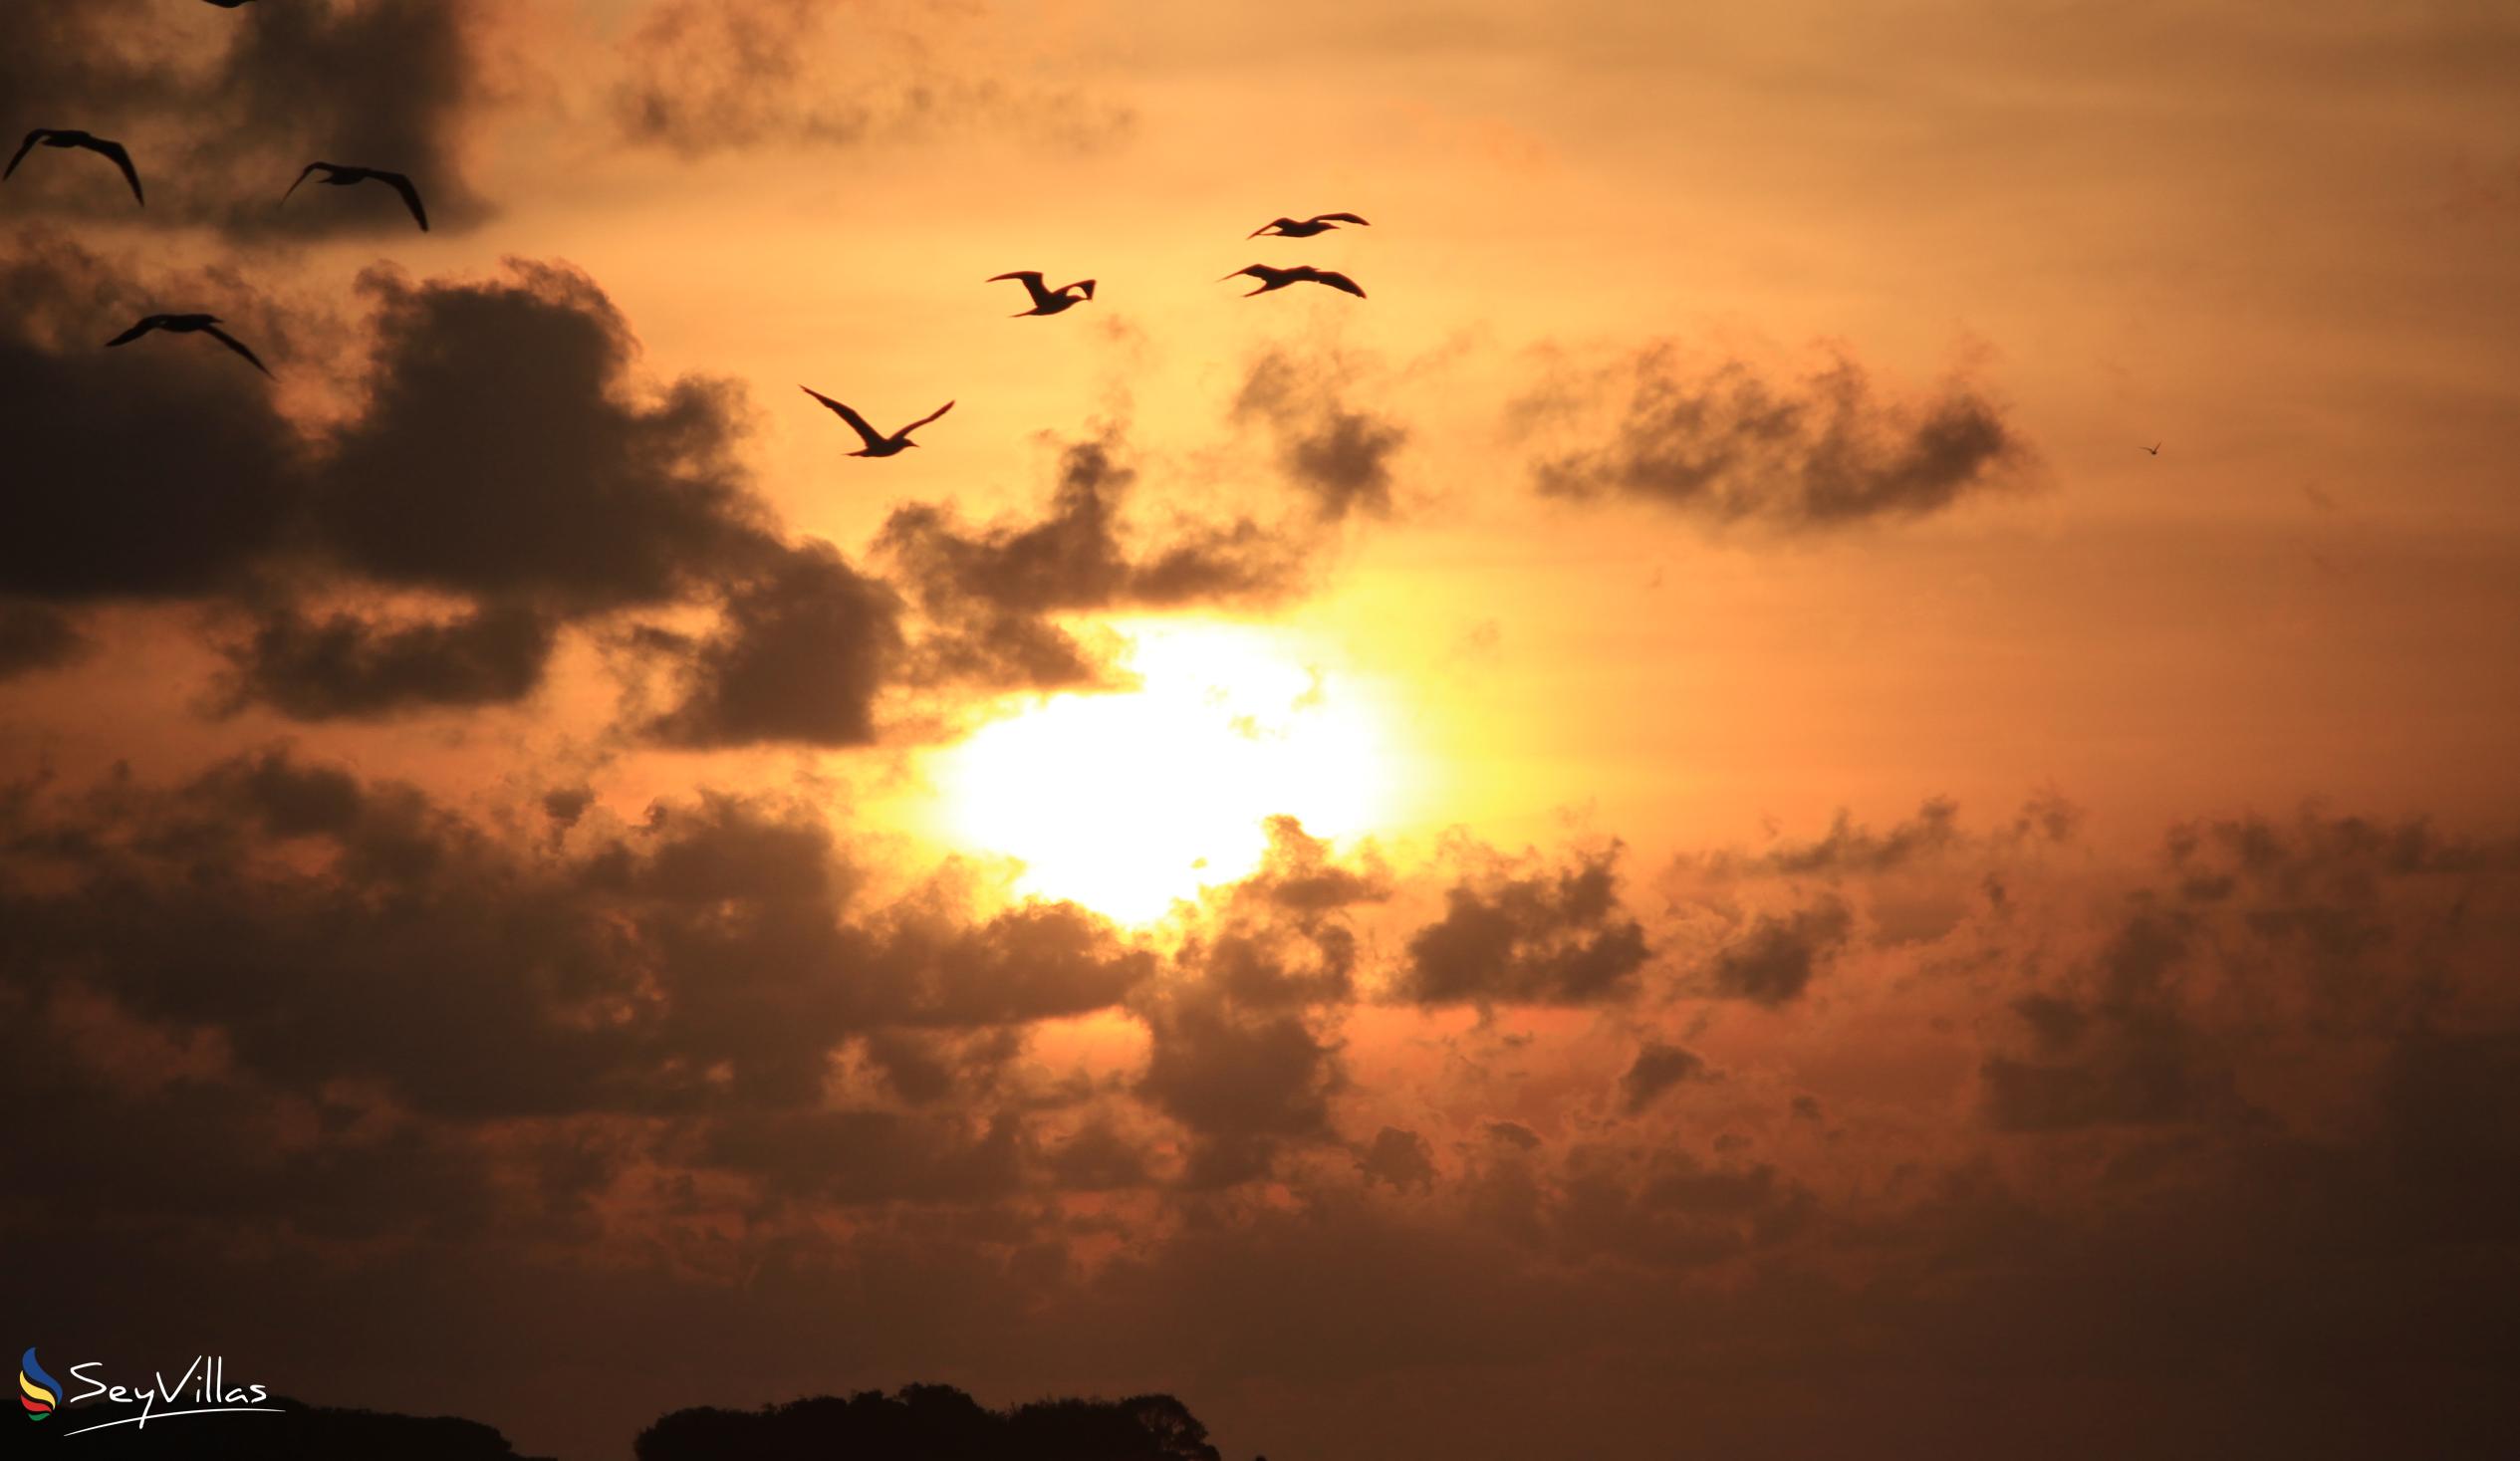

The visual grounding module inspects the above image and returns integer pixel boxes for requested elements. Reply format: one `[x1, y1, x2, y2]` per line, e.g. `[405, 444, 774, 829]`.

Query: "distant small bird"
[1220, 264, 1367, 299]
[1248, 212, 1370, 239]
[5, 129, 144, 205]
[284, 162, 428, 231]
[104, 315, 272, 377]
[988, 271, 1096, 317]
[800, 387, 953, 456]
[201, 1, 259, 7]
[2142, 442, 2161, 456]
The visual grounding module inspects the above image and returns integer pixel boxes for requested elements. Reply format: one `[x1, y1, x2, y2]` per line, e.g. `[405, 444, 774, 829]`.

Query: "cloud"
[1696, 899, 1855, 1006]
[879, 431, 1308, 690]
[1620, 1041, 1710, 1112]
[612, 0, 1132, 158]
[642, 541, 904, 748]
[0, 602, 89, 680]
[1232, 348, 1410, 521]
[0, 234, 310, 603]
[1527, 344, 2032, 529]
[1358, 1125, 1438, 1191]
[315, 260, 776, 610]
[0, 0, 496, 237]
[1395, 843, 1652, 1006]
[218, 603, 559, 720]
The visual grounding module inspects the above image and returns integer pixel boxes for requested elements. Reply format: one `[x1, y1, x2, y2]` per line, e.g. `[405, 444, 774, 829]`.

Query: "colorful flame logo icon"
[20, 1347, 60, 1422]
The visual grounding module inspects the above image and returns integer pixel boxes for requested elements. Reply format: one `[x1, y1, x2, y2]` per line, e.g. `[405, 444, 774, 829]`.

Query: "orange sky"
[4, 3, 2518, 1459]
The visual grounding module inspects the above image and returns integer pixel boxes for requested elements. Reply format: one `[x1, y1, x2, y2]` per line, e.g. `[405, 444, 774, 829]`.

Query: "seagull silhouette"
[987, 271, 1096, 317]
[201, 1, 259, 7]
[2142, 442, 2162, 456]
[284, 162, 428, 231]
[104, 315, 272, 377]
[800, 387, 953, 457]
[1220, 264, 1367, 299]
[1248, 212, 1371, 238]
[5, 129, 144, 204]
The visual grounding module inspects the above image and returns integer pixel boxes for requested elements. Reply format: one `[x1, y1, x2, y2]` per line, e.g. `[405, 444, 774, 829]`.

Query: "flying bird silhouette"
[987, 271, 1096, 317]
[201, 1, 259, 7]
[284, 162, 429, 231]
[1220, 264, 1367, 299]
[104, 315, 272, 377]
[2142, 442, 2162, 456]
[5, 129, 144, 204]
[1248, 212, 1371, 238]
[800, 387, 953, 457]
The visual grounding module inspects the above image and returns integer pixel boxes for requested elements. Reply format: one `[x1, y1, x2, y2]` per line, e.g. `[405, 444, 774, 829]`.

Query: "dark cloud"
[1232, 348, 1410, 521]
[643, 542, 903, 748]
[317, 260, 776, 610]
[879, 431, 1307, 690]
[1620, 1041, 1710, 1113]
[0, 234, 309, 604]
[1697, 899, 1854, 1006]
[218, 602, 558, 720]
[612, 0, 1131, 158]
[1396, 844, 1651, 1006]
[0, 0, 494, 237]
[1134, 958, 1346, 1188]
[1528, 345, 2032, 529]
[1358, 1125, 1438, 1191]
[0, 602, 89, 679]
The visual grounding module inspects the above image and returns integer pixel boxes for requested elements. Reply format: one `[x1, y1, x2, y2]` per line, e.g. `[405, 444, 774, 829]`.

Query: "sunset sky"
[6, 1, 2519, 1457]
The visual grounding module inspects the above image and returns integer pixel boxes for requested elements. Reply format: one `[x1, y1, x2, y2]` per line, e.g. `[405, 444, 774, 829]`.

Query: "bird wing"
[4, 130, 44, 180]
[1310, 212, 1371, 226]
[899, 399, 956, 436]
[1248, 218, 1296, 238]
[1059, 279, 1096, 300]
[282, 162, 328, 201]
[802, 385, 886, 450]
[1311, 270, 1367, 298]
[84, 136, 143, 204]
[988, 271, 1053, 308]
[202, 325, 274, 377]
[1218, 266, 1262, 282]
[375, 169, 428, 231]
[103, 319, 161, 348]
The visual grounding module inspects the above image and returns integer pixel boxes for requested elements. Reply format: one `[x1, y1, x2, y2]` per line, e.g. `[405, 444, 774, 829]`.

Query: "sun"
[928, 618, 1407, 923]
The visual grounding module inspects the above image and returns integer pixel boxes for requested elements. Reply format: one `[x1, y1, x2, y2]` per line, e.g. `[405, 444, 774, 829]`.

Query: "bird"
[1220, 264, 1367, 299]
[800, 387, 953, 456]
[104, 315, 273, 377]
[201, 1, 259, 7]
[284, 162, 428, 231]
[1248, 212, 1370, 238]
[5, 129, 144, 205]
[2142, 442, 2162, 456]
[987, 271, 1096, 317]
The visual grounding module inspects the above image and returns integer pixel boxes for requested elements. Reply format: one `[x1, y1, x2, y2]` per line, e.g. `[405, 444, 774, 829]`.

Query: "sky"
[4, 1, 2518, 1457]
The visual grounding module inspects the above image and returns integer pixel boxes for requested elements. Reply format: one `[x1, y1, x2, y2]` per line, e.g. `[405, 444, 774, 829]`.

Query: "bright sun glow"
[930, 619, 1406, 923]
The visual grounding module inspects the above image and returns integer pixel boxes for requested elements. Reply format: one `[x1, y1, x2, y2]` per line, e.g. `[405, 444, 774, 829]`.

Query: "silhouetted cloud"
[315, 260, 776, 610]
[219, 603, 558, 720]
[1358, 1125, 1438, 1190]
[0, 234, 309, 603]
[1620, 1041, 1710, 1112]
[0, 0, 495, 237]
[0, 602, 88, 679]
[880, 431, 1306, 690]
[613, 0, 1132, 158]
[643, 541, 903, 747]
[1528, 345, 2032, 528]
[1697, 899, 1854, 1006]
[1397, 844, 1651, 1006]
[1232, 348, 1409, 521]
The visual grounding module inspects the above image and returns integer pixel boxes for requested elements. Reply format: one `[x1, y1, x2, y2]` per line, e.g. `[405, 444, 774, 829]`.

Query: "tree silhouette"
[635, 1383, 1223, 1461]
